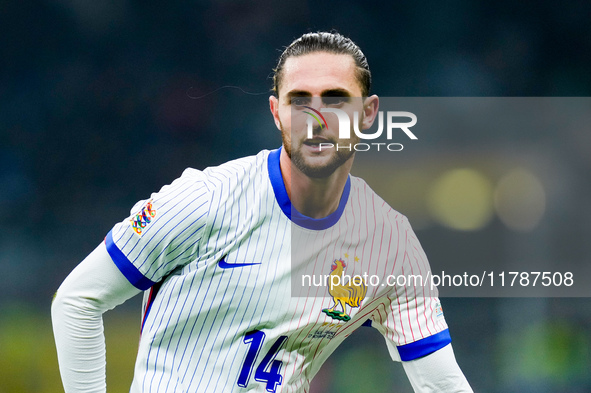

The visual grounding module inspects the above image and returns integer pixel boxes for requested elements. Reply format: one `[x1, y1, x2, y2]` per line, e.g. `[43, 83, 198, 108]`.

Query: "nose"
[307, 97, 324, 111]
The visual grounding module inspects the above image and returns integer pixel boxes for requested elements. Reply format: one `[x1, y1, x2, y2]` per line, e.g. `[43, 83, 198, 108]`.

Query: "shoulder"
[181, 150, 270, 191]
[129, 150, 269, 215]
[181, 150, 272, 213]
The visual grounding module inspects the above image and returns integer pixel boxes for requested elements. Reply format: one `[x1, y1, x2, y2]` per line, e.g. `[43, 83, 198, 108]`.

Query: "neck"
[279, 148, 353, 219]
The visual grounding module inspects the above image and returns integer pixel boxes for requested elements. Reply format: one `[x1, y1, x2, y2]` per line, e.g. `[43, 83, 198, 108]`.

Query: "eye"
[290, 97, 311, 107]
[323, 96, 348, 106]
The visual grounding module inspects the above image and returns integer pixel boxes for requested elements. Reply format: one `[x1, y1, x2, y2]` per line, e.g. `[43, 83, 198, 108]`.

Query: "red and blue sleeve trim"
[105, 230, 156, 291]
[397, 328, 451, 361]
[141, 280, 163, 333]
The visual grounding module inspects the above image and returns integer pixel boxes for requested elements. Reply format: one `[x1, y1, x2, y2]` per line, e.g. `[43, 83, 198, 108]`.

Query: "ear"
[361, 95, 379, 130]
[269, 95, 281, 130]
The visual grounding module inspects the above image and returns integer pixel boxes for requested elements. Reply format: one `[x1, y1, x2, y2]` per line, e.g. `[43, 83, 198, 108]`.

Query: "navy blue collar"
[267, 147, 351, 230]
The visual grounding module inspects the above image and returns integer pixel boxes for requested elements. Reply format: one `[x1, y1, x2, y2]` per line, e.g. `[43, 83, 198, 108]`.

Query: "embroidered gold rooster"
[322, 258, 367, 322]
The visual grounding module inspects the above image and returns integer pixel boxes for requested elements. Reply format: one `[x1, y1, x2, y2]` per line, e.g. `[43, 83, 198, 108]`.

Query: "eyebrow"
[285, 88, 353, 98]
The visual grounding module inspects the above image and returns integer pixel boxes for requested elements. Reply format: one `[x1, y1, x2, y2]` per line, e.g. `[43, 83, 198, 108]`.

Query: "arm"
[375, 215, 472, 391]
[402, 343, 473, 393]
[51, 242, 141, 393]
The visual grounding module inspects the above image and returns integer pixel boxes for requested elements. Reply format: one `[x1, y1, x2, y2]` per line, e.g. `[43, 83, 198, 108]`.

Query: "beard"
[281, 124, 357, 179]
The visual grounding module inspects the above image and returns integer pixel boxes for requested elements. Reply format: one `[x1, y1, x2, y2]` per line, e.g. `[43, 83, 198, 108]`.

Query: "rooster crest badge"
[322, 257, 368, 322]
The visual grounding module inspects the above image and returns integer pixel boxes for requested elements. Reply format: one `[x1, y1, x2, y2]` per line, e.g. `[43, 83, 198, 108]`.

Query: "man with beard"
[52, 32, 473, 392]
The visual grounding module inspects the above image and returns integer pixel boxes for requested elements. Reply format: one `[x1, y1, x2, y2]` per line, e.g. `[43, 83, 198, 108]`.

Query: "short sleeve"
[105, 168, 211, 290]
[371, 216, 451, 361]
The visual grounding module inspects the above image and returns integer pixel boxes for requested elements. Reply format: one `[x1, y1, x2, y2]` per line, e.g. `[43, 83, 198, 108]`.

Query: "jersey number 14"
[237, 330, 288, 392]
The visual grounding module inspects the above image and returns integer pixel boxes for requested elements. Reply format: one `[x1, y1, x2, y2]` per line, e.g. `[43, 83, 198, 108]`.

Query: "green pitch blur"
[0, 304, 138, 393]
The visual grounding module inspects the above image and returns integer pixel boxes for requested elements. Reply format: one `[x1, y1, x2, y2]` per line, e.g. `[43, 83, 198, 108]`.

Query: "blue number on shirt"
[237, 330, 288, 393]
[237, 330, 265, 388]
[255, 334, 288, 392]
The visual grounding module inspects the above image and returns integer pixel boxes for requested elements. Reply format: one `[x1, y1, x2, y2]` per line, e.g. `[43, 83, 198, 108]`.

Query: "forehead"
[279, 52, 362, 97]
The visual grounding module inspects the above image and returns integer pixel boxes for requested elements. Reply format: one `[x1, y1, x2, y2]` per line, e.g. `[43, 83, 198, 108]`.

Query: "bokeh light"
[383, 169, 433, 229]
[427, 168, 494, 231]
[494, 168, 546, 232]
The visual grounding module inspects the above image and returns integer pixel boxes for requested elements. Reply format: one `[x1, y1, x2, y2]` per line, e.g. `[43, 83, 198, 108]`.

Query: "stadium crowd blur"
[1, 1, 590, 392]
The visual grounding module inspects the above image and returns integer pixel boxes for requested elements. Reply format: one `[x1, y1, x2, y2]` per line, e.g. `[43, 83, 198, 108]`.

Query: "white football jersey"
[105, 148, 450, 393]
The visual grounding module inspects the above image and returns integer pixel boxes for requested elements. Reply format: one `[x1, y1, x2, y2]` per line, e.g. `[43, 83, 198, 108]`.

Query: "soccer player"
[52, 32, 473, 392]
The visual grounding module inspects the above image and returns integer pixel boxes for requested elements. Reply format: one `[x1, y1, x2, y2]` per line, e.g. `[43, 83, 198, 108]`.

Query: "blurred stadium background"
[1, 1, 590, 392]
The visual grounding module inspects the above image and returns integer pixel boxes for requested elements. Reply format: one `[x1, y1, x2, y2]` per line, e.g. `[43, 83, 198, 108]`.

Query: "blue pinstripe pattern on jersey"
[216, 161, 290, 391]
[197, 161, 254, 390]
[164, 266, 209, 392]
[174, 171, 229, 388]
[253, 213, 286, 328]
[219, 206, 287, 392]
[217, 178, 278, 392]
[204, 264, 250, 390]
[139, 178, 216, 390]
[146, 213, 207, 278]
[149, 233, 206, 279]
[105, 230, 156, 290]
[216, 203, 287, 391]
[133, 190, 208, 271]
[178, 266, 226, 387]
[164, 223, 206, 258]
[169, 235, 203, 266]
[192, 166, 248, 390]
[113, 182, 199, 279]
[167, 266, 216, 391]
[107, 152, 289, 391]
[117, 230, 137, 258]
[116, 179, 193, 246]
[197, 167, 268, 391]
[252, 218, 289, 384]
[145, 276, 183, 391]
[123, 182, 196, 255]
[155, 275, 209, 392]
[217, 179, 277, 392]
[189, 268, 237, 389]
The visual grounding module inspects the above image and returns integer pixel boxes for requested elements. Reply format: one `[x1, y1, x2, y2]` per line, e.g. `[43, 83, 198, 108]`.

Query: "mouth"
[302, 137, 333, 151]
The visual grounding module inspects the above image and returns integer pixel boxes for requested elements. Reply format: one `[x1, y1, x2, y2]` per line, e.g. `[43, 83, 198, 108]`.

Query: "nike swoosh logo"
[218, 256, 262, 269]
